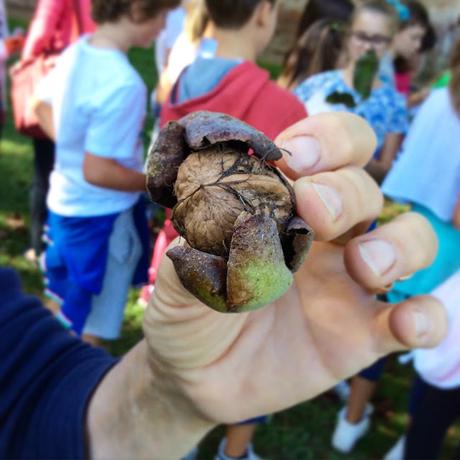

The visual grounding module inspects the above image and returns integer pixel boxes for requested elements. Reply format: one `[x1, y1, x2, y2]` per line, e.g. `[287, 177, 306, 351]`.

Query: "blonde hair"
[184, 0, 209, 43]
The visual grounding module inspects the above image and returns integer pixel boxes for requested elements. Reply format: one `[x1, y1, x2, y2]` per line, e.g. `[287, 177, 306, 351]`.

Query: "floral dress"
[294, 70, 409, 157]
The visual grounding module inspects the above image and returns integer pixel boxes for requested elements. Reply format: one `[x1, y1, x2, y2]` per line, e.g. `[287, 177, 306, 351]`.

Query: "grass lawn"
[1, 40, 459, 459]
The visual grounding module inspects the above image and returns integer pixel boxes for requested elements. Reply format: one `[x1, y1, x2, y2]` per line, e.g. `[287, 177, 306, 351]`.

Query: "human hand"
[87, 113, 446, 459]
[144, 113, 446, 426]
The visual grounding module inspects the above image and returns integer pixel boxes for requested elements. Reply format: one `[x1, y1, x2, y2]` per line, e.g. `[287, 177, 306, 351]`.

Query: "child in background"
[326, 4, 434, 454]
[380, 1, 429, 87]
[144, 1, 306, 459]
[402, 270, 460, 460]
[154, 0, 188, 77]
[155, 0, 215, 107]
[294, 0, 408, 185]
[380, 0, 433, 107]
[382, 30, 460, 404]
[21, 0, 95, 265]
[383, 272, 460, 459]
[279, 0, 354, 91]
[332, 35, 460, 458]
[33, 0, 179, 345]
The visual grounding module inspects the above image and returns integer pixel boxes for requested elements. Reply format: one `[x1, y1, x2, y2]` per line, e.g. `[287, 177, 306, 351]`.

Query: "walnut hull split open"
[146, 111, 314, 313]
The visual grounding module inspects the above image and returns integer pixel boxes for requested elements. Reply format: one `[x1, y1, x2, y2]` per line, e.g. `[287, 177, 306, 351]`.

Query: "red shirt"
[161, 60, 307, 138]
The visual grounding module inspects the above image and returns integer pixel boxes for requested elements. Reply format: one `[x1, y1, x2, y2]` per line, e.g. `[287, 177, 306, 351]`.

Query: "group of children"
[5, 0, 459, 459]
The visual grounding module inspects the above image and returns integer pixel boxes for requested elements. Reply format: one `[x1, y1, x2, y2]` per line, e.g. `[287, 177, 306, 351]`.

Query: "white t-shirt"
[382, 88, 460, 222]
[39, 36, 146, 217]
[414, 271, 460, 389]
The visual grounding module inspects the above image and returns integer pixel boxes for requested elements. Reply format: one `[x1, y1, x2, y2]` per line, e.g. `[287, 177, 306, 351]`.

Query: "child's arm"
[83, 153, 146, 193]
[34, 99, 55, 139]
[365, 132, 403, 184]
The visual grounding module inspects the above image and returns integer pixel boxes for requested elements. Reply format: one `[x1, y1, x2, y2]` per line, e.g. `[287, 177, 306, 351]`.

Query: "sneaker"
[215, 438, 262, 460]
[384, 435, 406, 460]
[333, 380, 351, 402]
[331, 404, 373, 454]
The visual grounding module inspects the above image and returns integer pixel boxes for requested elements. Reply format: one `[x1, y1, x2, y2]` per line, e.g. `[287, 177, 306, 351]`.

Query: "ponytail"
[279, 19, 346, 90]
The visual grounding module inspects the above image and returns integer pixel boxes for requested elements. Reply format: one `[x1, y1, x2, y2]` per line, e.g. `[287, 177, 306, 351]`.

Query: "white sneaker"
[384, 435, 406, 460]
[331, 404, 373, 454]
[215, 438, 262, 460]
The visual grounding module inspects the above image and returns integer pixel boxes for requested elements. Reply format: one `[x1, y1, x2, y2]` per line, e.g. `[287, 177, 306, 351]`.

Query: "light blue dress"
[294, 70, 409, 156]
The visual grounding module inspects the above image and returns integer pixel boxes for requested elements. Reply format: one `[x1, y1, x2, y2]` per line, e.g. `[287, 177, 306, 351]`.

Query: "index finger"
[275, 112, 377, 180]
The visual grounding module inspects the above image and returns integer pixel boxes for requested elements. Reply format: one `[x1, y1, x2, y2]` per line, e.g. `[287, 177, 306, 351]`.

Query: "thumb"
[374, 295, 448, 355]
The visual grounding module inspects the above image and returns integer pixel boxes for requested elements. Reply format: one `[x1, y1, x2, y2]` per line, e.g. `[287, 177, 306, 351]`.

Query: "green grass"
[1, 40, 459, 460]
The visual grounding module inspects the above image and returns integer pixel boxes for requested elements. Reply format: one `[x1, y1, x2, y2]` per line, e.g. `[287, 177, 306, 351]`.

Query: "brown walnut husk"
[146, 111, 314, 313]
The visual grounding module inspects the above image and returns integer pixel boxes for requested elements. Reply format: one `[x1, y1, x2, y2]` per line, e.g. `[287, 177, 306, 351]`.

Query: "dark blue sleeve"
[0, 268, 118, 459]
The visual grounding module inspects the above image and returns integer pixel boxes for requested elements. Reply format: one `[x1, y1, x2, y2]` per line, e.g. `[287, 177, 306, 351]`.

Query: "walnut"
[146, 111, 313, 313]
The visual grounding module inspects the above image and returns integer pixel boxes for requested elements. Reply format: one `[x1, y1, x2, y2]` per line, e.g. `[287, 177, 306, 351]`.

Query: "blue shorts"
[47, 208, 142, 339]
[359, 357, 387, 382]
[236, 416, 269, 425]
[83, 209, 142, 339]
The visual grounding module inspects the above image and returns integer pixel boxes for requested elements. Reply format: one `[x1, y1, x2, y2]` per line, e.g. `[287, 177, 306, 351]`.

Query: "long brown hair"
[279, 19, 346, 90]
[296, 0, 354, 39]
[450, 38, 460, 117]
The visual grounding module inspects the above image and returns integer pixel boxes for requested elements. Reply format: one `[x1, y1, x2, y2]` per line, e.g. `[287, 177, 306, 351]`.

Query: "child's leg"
[404, 382, 460, 459]
[29, 138, 55, 257]
[346, 375, 378, 423]
[345, 357, 386, 422]
[223, 423, 258, 458]
[83, 208, 143, 341]
[332, 358, 385, 453]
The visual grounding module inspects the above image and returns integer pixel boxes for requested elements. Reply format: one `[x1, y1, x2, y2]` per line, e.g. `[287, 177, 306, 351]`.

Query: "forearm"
[407, 88, 430, 109]
[34, 99, 55, 139]
[368, 133, 403, 184]
[364, 158, 386, 185]
[87, 341, 215, 459]
[83, 154, 147, 192]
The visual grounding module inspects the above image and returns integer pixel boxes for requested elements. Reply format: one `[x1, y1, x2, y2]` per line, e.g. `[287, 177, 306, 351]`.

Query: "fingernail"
[312, 183, 342, 220]
[281, 136, 321, 173]
[358, 240, 396, 276]
[414, 310, 430, 338]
